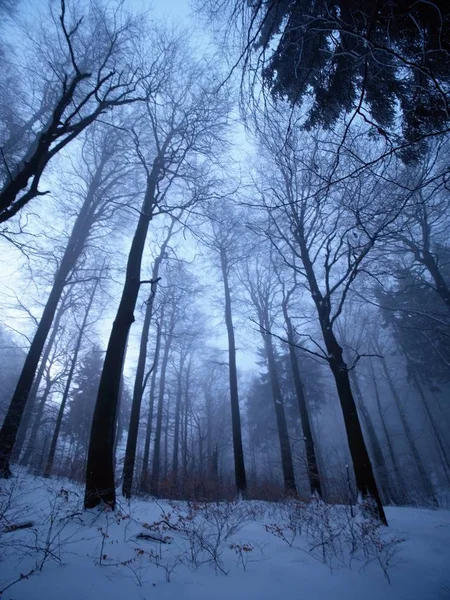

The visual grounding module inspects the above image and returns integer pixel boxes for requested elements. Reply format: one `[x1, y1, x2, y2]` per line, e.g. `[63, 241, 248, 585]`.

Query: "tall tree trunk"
[150, 317, 174, 496]
[220, 251, 247, 493]
[12, 296, 68, 463]
[84, 157, 163, 509]
[322, 329, 387, 524]
[349, 370, 391, 505]
[294, 228, 386, 524]
[140, 321, 162, 492]
[0, 157, 107, 477]
[282, 303, 322, 497]
[172, 355, 185, 488]
[163, 393, 170, 482]
[378, 352, 437, 505]
[122, 225, 174, 498]
[20, 375, 53, 469]
[44, 276, 99, 478]
[262, 326, 296, 493]
[181, 361, 191, 495]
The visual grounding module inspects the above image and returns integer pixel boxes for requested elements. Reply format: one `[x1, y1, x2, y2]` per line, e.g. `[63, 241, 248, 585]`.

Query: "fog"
[0, 1, 449, 596]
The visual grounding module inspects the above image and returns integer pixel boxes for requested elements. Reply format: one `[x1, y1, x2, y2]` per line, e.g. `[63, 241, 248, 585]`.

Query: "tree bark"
[369, 360, 408, 505]
[293, 226, 387, 524]
[172, 354, 185, 487]
[349, 370, 391, 505]
[84, 158, 162, 509]
[282, 303, 322, 497]
[140, 321, 162, 492]
[262, 327, 297, 493]
[150, 315, 174, 496]
[220, 250, 247, 494]
[122, 228, 173, 499]
[12, 296, 68, 463]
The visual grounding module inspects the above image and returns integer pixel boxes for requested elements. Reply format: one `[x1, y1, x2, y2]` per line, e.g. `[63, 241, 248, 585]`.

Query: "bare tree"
[0, 0, 151, 222]
[240, 247, 297, 493]
[84, 39, 230, 508]
[122, 220, 177, 498]
[204, 200, 247, 494]
[0, 124, 132, 477]
[252, 115, 413, 523]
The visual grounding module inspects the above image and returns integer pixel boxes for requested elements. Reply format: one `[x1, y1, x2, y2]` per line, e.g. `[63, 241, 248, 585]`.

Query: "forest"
[0, 1, 449, 598]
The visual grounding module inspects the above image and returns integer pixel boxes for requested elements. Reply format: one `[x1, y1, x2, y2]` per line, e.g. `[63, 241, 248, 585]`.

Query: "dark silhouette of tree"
[240, 251, 297, 493]
[122, 220, 176, 499]
[0, 126, 131, 478]
[0, 0, 150, 222]
[205, 201, 248, 495]
[84, 41, 229, 508]
[203, 0, 450, 148]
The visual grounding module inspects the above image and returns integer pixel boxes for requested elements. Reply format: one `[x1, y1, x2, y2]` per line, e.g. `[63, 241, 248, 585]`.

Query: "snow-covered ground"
[0, 474, 449, 600]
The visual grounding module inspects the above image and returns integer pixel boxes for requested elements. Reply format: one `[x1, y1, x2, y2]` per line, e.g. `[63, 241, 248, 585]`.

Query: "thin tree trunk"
[220, 251, 247, 493]
[163, 393, 170, 482]
[20, 376, 53, 469]
[12, 296, 68, 463]
[150, 316, 174, 496]
[410, 372, 450, 486]
[282, 304, 322, 497]
[181, 363, 191, 495]
[122, 225, 174, 498]
[0, 156, 108, 477]
[44, 276, 99, 478]
[172, 355, 185, 487]
[349, 370, 391, 505]
[294, 228, 386, 524]
[84, 154, 163, 509]
[262, 327, 296, 493]
[140, 320, 162, 492]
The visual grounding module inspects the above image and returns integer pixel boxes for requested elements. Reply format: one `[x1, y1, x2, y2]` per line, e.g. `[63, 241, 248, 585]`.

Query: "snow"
[1, 474, 449, 600]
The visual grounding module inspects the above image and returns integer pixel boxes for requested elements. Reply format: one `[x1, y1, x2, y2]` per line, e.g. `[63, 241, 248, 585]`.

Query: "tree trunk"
[20, 376, 53, 469]
[282, 304, 322, 497]
[349, 370, 391, 505]
[172, 355, 185, 488]
[322, 328, 387, 524]
[44, 276, 99, 478]
[410, 371, 450, 486]
[122, 225, 174, 498]
[140, 321, 162, 492]
[12, 296, 68, 463]
[181, 361, 191, 495]
[262, 327, 296, 493]
[84, 160, 161, 509]
[150, 317, 174, 496]
[293, 227, 386, 523]
[220, 251, 247, 493]
[0, 157, 107, 477]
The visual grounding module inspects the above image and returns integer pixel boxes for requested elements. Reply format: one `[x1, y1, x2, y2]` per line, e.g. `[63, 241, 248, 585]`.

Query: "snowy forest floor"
[0, 473, 449, 600]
